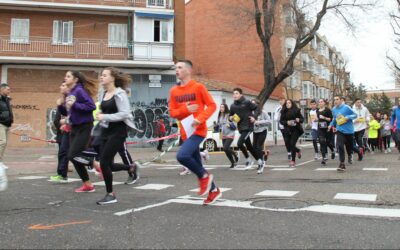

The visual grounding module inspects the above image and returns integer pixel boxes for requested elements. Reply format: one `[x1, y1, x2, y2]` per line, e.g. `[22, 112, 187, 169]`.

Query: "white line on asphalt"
[134, 184, 174, 190]
[315, 168, 338, 171]
[255, 190, 299, 197]
[39, 155, 56, 160]
[189, 187, 232, 193]
[363, 168, 388, 171]
[296, 159, 316, 166]
[48, 178, 81, 183]
[114, 195, 400, 219]
[334, 193, 377, 202]
[92, 181, 124, 186]
[265, 165, 290, 168]
[157, 167, 181, 170]
[271, 168, 295, 171]
[17, 176, 48, 180]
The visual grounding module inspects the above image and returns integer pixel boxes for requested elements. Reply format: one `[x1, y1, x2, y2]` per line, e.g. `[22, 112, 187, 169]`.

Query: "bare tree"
[388, 0, 400, 86]
[251, 0, 374, 107]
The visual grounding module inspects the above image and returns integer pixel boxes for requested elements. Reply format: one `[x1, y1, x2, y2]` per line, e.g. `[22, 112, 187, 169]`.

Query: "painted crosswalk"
[255, 190, 299, 197]
[334, 193, 377, 202]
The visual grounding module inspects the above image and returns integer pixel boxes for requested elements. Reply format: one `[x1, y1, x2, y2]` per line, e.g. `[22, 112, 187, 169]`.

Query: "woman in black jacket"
[317, 98, 335, 165]
[280, 99, 304, 167]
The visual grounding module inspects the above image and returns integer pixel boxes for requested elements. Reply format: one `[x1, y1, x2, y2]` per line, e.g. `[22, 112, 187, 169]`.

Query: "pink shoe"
[75, 184, 95, 193]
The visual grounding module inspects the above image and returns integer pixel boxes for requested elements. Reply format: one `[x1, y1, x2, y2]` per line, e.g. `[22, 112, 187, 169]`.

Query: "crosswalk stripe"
[134, 184, 174, 190]
[255, 190, 299, 197]
[334, 193, 377, 202]
[363, 168, 388, 171]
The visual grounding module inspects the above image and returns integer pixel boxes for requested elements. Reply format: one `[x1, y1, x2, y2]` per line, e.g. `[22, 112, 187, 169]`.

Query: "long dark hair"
[103, 67, 132, 90]
[282, 99, 299, 113]
[69, 71, 98, 99]
[218, 103, 230, 120]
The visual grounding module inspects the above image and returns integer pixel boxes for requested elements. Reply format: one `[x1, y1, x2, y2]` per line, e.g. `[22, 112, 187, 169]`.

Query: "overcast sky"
[318, 1, 397, 90]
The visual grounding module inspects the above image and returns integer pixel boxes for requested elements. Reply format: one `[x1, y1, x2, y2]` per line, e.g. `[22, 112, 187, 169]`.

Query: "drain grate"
[251, 199, 311, 209]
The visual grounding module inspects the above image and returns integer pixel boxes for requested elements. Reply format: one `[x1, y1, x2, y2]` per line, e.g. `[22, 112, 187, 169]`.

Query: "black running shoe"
[125, 174, 139, 185]
[331, 152, 335, 160]
[230, 162, 237, 169]
[321, 160, 326, 165]
[337, 162, 346, 172]
[96, 194, 117, 205]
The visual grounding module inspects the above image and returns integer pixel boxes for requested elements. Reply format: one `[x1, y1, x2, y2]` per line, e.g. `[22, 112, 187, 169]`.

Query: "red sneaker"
[198, 174, 213, 196]
[203, 187, 222, 205]
[75, 184, 95, 193]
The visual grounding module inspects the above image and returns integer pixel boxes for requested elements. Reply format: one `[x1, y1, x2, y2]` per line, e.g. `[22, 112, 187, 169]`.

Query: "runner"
[390, 104, 400, 159]
[0, 83, 13, 170]
[368, 114, 381, 154]
[50, 82, 71, 183]
[309, 99, 320, 160]
[95, 67, 138, 205]
[217, 103, 238, 169]
[279, 99, 304, 167]
[352, 98, 369, 155]
[317, 98, 335, 165]
[59, 71, 97, 193]
[229, 88, 259, 170]
[251, 99, 271, 174]
[380, 113, 392, 154]
[169, 60, 221, 205]
[274, 98, 291, 160]
[329, 96, 362, 172]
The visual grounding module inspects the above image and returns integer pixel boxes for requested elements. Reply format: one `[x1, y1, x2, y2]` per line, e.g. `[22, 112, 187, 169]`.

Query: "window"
[108, 23, 127, 47]
[147, 0, 166, 7]
[10, 18, 30, 43]
[283, 5, 294, 24]
[153, 20, 169, 42]
[53, 20, 73, 44]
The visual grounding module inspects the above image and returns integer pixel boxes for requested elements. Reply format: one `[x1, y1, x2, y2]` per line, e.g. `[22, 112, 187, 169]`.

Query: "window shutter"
[161, 21, 168, 42]
[53, 20, 59, 43]
[108, 24, 113, 46]
[22, 19, 29, 43]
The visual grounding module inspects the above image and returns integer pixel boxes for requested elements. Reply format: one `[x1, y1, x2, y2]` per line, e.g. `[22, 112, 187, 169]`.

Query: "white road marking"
[363, 168, 388, 171]
[190, 187, 232, 193]
[157, 167, 181, 170]
[315, 168, 338, 171]
[265, 165, 290, 168]
[39, 155, 56, 160]
[296, 159, 315, 166]
[271, 168, 295, 171]
[17, 176, 48, 180]
[334, 193, 377, 202]
[255, 190, 299, 197]
[114, 195, 400, 219]
[204, 167, 215, 170]
[134, 184, 174, 190]
[92, 181, 124, 186]
[48, 178, 81, 183]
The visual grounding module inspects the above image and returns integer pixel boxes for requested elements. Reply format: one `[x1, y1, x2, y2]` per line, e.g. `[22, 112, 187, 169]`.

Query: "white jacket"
[352, 104, 370, 132]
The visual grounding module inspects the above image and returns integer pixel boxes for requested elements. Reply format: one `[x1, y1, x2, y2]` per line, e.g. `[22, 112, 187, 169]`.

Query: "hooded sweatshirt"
[352, 104, 370, 132]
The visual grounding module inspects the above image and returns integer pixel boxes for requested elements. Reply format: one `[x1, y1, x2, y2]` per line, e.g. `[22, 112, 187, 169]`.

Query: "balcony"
[9, 0, 174, 8]
[0, 36, 173, 66]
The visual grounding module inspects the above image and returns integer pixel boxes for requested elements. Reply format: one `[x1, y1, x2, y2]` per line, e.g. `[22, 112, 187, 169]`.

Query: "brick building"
[0, 0, 185, 147]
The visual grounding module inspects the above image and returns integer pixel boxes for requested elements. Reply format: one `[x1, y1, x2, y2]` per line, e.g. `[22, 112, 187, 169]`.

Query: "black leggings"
[253, 130, 267, 161]
[368, 138, 378, 151]
[280, 129, 290, 152]
[222, 138, 236, 164]
[318, 129, 334, 159]
[100, 130, 130, 193]
[354, 129, 365, 150]
[336, 132, 354, 163]
[68, 123, 93, 182]
[237, 130, 258, 159]
[382, 135, 391, 150]
[288, 129, 301, 161]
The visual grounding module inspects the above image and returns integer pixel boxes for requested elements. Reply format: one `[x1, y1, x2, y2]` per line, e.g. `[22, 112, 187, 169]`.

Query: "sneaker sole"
[203, 192, 222, 206]
[97, 199, 118, 205]
[75, 189, 96, 193]
[125, 177, 140, 185]
[199, 174, 213, 196]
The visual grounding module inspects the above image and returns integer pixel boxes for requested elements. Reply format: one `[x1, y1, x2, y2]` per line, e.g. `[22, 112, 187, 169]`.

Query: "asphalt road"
[1, 144, 400, 249]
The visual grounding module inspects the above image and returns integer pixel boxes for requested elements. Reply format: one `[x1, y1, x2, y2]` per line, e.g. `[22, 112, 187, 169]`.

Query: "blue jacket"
[391, 106, 400, 130]
[330, 103, 357, 134]
[58, 83, 96, 125]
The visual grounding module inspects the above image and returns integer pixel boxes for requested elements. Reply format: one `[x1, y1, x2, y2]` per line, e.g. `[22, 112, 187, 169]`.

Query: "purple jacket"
[58, 83, 96, 125]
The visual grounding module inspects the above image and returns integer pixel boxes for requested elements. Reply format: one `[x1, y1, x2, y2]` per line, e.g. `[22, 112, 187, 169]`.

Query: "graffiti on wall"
[45, 99, 176, 146]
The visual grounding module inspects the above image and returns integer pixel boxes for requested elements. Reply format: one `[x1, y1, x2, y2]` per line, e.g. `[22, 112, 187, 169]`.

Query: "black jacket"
[0, 95, 13, 127]
[280, 107, 304, 135]
[229, 96, 259, 132]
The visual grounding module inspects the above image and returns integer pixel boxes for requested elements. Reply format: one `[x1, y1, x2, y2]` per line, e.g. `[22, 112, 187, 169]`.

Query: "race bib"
[336, 116, 346, 126]
[358, 117, 365, 123]
[319, 121, 327, 128]
[288, 120, 296, 127]
[232, 114, 241, 123]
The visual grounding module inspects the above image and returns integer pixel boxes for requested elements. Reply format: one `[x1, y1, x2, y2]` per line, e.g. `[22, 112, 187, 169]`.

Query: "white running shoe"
[244, 158, 254, 170]
[0, 165, 8, 192]
[314, 153, 319, 160]
[201, 150, 210, 162]
[179, 167, 191, 176]
[388, 148, 392, 153]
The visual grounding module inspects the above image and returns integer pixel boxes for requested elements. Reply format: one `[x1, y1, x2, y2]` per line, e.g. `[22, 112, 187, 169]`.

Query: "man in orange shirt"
[169, 60, 221, 205]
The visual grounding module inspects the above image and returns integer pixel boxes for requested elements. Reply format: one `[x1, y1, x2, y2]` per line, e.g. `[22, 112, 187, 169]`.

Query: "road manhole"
[251, 199, 311, 209]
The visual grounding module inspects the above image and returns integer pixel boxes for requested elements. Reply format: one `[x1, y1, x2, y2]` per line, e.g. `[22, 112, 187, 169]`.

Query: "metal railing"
[0, 36, 173, 61]
[19, 0, 174, 8]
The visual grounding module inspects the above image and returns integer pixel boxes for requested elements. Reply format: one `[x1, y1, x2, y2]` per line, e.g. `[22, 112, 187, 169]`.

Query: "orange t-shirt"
[169, 80, 216, 141]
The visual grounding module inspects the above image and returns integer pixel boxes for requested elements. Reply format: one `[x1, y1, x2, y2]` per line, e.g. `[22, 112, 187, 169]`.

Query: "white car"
[200, 129, 273, 152]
